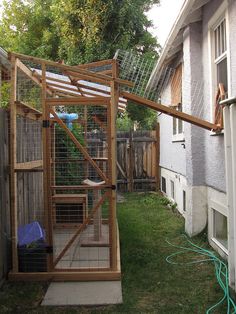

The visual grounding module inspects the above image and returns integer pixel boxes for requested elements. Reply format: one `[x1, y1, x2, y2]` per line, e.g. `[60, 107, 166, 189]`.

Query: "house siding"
[159, 60, 186, 177]
[183, 22, 206, 187]
[159, 117, 186, 177]
[202, 0, 228, 193]
[155, 0, 236, 287]
[158, 0, 236, 236]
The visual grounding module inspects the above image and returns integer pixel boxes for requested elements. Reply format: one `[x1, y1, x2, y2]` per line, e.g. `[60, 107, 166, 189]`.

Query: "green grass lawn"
[0, 192, 228, 313]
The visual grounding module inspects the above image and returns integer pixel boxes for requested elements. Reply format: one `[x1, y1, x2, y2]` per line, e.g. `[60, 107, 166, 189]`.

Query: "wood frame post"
[41, 63, 53, 270]
[108, 60, 119, 270]
[10, 55, 18, 272]
[156, 123, 160, 191]
[128, 129, 134, 192]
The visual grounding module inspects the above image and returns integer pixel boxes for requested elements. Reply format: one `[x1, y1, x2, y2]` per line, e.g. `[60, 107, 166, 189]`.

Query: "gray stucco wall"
[201, 0, 231, 193]
[183, 23, 206, 187]
[159, 112, 186, 176]
[158, 0, 236, 193]
[158, 48, 187, 176]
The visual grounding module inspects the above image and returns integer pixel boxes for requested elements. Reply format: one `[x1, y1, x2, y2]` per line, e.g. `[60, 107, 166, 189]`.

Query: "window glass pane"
[171, 180, 175, 199]
[214, 30, 218, 59]
[223, 20, 227, 51]
[161, 177, 166, 193]
[173, 117, 177, 135]
[178, 104, 183, 134]
[183, 190, 186, 211]
[178, 119, 183, 134]
[214, 19, 226, 59]
[222, 19, 226, 52]
[217, 57, 228, 92]
[213, 210, 228, 249]
[218, 25, 221, 57]
[173, 104, 183, 136]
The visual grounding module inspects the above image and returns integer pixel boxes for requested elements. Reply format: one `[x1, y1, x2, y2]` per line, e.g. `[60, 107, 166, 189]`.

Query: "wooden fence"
[0, 109, 44, 283]
[117, 128, 159, 192]
[0, 109, 10, 284]
[16, 116, 44, 227]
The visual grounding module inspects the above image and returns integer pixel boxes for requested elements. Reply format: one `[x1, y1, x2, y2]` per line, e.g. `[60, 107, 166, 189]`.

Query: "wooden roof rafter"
[9, 52, 133, 88]
[73, 59, 113, 70]
[32, 67, 127, 106]
[122, 91, 219, 131]
[15, 58, 54, 96]
[9, 52, 129, 114]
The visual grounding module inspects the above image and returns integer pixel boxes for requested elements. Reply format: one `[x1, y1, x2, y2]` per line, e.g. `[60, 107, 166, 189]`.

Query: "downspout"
[221, 97, 236, 290]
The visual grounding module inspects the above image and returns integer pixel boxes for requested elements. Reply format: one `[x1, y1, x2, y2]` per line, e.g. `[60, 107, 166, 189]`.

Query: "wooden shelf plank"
[52, 194, 87, 203]
[8, 270, 121, 281]
[51, 184, 110, 190]
[15, 160, 43, 170]
[46, 97, 110, 105]
[15, 100, 42, 117]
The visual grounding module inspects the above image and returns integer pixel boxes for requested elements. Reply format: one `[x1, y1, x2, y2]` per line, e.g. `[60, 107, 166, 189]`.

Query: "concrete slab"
[41, 281, 123, 306]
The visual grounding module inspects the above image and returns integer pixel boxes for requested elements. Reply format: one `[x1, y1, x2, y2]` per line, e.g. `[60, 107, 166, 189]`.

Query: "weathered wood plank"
[15, 160, 43, 170]
[0, 109, 10, 283]
[122, 91, 218, 131]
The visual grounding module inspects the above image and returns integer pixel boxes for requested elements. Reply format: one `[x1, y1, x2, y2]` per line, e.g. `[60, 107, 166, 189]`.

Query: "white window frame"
[208, 1, 231, 123]
[209, 199, 228, 255]
[172, 104, 184, 142]
[170, 180, 175, 201]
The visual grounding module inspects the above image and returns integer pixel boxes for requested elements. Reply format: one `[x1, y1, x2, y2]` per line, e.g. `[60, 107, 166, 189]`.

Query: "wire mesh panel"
[15, 117, 44, 272]
[14, 62, 45, 272]
[49, 102, 112, 270]
[115, 49, 157, 100]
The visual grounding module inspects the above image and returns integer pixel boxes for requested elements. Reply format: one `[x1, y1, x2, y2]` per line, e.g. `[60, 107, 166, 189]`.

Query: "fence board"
[117, 130, 159, 192]
[0, 109, 44, 281]
[0, 109, 10, 284]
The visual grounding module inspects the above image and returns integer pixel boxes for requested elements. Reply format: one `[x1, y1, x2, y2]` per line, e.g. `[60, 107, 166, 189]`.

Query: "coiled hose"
[166, 235, 236, 314]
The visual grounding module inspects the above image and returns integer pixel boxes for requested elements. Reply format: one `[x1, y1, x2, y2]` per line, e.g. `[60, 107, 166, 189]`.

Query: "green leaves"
[0, 0, 159, 64]
[127, 101, 157, 130]
[0, 0, 160, 128]
[0, 82, 10, 108]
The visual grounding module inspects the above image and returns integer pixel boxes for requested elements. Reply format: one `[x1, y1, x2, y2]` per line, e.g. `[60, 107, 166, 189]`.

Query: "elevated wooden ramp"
[121, 91, 219, 131]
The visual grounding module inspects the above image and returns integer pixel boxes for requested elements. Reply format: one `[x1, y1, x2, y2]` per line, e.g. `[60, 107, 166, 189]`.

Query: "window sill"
[211, 237, 228, 255]
[210, 129, 224, 136]
[172, 134, 185, 142]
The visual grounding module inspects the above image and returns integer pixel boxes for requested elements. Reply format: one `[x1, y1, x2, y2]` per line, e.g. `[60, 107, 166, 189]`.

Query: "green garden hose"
[166, 235, 236, 314]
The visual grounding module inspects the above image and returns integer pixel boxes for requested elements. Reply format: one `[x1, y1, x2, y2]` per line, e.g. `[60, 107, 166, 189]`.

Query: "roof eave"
[147, 0, 206, 89]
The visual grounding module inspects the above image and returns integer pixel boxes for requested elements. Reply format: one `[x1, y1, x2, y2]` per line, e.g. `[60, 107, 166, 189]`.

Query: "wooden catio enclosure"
[8, 52, 132, 281]
[8, 50, 219, 282]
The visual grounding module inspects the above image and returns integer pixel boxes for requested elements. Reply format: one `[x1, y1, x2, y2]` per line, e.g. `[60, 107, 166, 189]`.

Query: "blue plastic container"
[18, 221, 45, 247]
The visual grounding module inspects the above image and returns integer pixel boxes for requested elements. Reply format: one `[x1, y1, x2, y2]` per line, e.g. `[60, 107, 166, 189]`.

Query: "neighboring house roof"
[147, 0, 210, 90]
[0, 47, 10, 70]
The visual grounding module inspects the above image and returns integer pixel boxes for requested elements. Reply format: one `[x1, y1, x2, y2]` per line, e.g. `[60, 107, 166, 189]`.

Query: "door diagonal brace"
[50, 109, 108, 182]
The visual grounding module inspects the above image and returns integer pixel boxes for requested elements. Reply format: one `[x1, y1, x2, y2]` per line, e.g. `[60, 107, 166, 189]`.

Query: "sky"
[146, 0, 185, 46]
[0, 0, 184, 47]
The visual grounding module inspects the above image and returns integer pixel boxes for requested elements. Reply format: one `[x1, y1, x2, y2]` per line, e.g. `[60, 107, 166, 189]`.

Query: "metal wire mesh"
[115, 49, 158, 100]
[114, 50, 219, 123]
[50, 103, 110, 270]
